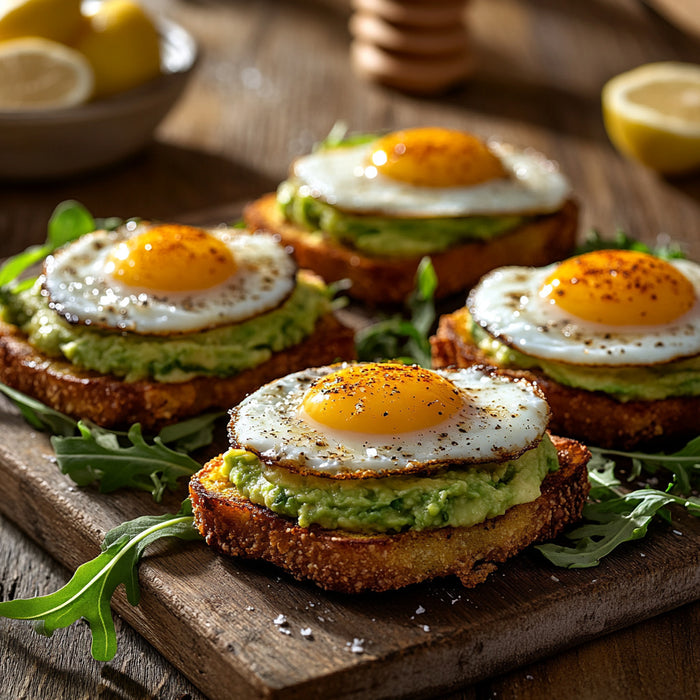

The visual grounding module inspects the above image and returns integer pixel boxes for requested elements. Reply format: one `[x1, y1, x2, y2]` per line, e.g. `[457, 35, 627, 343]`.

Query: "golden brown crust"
[243, 193, 579, 305]
[431, 311, 700, 450]
[189, 435, 590, 593]
[0, 313, 355, 430]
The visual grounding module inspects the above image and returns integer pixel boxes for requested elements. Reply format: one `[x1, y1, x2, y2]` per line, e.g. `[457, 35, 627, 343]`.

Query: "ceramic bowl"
[0, 16, 198, 181]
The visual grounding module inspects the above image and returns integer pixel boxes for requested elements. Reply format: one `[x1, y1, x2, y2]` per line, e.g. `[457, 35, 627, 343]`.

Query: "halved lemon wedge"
[0, 37, 94, 111]
[602, 62, 700, 175]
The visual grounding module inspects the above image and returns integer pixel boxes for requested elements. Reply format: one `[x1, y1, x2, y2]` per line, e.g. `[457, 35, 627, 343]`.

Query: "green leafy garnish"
[0, 382, 78, 436]
[51, 422, 206, 502]
[0, 499, 201, 661]
[536, 440, 700, 568]
[317, 121, 378, 150]
[590, 438, 700, 495]
[0, 201, 95, 294]
[0, 382, 221, 500]
[575, 228, 686, 260]
[356, 256, 437, 366]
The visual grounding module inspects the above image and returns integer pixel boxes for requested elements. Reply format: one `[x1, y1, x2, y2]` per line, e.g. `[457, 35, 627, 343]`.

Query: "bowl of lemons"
[0, 0, 197, 180]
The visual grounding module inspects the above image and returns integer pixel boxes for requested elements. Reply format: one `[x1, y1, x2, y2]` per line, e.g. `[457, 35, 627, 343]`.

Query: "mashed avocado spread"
[205, 435, 559, 534]
[456, 308, 700, 401]
[1, 272, 331, 382]
[277, 179, 530, 258]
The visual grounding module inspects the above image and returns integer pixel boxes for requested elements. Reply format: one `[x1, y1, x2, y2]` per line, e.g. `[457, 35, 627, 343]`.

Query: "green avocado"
[462, 309, 700, 401]
[217, 435, 559, 534]
[277, 179, 530, 258]
[1, 273, 331, 382]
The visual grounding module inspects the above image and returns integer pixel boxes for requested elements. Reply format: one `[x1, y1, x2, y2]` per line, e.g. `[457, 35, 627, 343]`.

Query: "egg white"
[291, 141, 570, 217]
[467, 259, 700, 366]
[229, 364, 551, 477]
[42, 223, 297, 334]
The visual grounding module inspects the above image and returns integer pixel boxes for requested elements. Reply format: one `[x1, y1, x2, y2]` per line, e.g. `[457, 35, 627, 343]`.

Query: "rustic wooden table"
[1, 0, 699, 698]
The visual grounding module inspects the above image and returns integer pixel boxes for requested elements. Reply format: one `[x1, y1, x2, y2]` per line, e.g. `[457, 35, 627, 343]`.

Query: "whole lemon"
[0, 0, 84, 44]
[74, 0, 161, 99]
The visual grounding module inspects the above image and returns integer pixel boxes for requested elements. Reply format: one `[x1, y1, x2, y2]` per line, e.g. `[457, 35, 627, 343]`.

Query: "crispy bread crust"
[189, 435, 590, 593]
[431, 311, 700, 450]
[243, 193, 579, 305]
[0, 313, 355, 430]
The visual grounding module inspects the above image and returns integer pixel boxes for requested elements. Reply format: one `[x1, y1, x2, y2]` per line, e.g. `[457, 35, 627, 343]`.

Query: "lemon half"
[0, 37, 94, 110]
[602, 62, 700, 175]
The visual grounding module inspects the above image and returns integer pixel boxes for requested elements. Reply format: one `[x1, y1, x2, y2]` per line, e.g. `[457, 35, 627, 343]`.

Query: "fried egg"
[229, 362, 550, 477]
[468, 249, 700, 366]
[291, 127, 570, 217]
[42, 222, 297, 334]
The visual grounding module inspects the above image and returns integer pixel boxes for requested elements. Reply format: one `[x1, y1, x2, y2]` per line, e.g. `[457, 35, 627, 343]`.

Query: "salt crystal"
[348, 638, 365, 654]
[273, 614, 288, 626]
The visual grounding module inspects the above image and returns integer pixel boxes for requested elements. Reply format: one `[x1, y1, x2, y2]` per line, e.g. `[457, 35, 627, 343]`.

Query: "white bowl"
[0, 16, 198, 181]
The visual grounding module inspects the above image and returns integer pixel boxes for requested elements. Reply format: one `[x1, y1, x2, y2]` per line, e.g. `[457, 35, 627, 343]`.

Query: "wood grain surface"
[1, 0, 700, 698]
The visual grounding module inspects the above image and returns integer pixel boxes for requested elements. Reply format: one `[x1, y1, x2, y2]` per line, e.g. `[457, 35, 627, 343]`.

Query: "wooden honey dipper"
[349, 0, 472, 94]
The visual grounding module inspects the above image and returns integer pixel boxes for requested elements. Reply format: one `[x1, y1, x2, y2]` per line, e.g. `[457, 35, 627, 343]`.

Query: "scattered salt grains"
[273, 614, 288, 626]
[526, 674, 534, 681]
[550, 575, 560, 583]
[348, 638, 365, 654]
[415, 605, 425, 615]
[422, 625, 430, 633]
[245, 606, 255, 611]
[640, 553, 646, 558]
[300, 627, 314, 639]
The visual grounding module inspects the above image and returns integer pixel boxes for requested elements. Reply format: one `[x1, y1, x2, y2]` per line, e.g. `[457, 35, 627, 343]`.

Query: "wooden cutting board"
[1, 388, 699, 700]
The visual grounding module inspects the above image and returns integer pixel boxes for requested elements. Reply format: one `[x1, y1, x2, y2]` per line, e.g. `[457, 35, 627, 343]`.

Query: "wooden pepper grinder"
[349, 0, 472, 94]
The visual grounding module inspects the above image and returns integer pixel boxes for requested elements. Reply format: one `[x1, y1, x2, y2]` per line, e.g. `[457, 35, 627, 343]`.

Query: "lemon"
[0, 0, 83, 43]
[74, 0, 161, 99]
[0, 37, 94, 110]
[602, 62, 700, 175]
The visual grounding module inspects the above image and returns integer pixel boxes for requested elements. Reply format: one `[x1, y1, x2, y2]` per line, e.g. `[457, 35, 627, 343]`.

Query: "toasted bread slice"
[0, 312, 355, 430]
[189, 435, 590, 593]
[244, 194, 579, 305]
[431, 310, 700, 450]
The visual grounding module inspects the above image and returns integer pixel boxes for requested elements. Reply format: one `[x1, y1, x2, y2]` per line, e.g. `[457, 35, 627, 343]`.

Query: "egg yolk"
[106, 225, 237, 291]
[539, 249, 696, 325]
[367, 127, 508, 187]
[301, 363, 462, 435]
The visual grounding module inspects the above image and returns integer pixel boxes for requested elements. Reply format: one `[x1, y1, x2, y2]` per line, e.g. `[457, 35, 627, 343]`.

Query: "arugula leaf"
[52, 422, 204, 502]
[0, 383, 78, 436]
[0, 381, 219, 499]
[0, 499, 201, 661]
[575, 228, 686, 260]
[536, 488, 698, 568]
[0, 201, 95, 291]
[157, 411, 225, 453]
[588, 439, 700, 495]
[317, 121, 378, 150]
[536, 437, 700, 568]
[356, 256, 437, 367]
